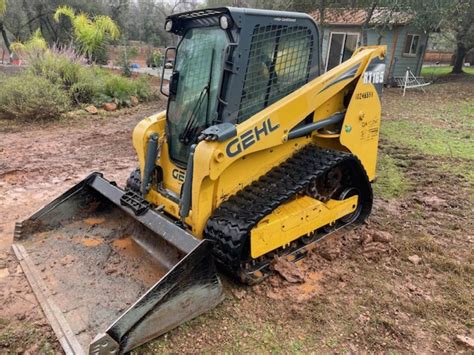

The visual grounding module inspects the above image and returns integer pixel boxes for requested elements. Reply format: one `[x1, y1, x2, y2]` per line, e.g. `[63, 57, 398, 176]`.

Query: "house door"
[326, 32, 359, 71]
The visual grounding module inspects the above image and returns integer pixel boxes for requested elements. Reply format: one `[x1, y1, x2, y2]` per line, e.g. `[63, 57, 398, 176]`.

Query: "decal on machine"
[226, 118, 280, 158]
[274, 17, 296, 22]
[355, 91, 374, 99]
[363, 58, 385, 100]
[172, 168, 186, 183]
[360, 119, 379, 141]
[363, 69, 385, 84]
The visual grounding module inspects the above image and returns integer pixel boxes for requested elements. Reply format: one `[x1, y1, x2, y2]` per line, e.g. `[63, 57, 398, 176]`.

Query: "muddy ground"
[1, 76, 473, 353]
[0, 104, 161, 353]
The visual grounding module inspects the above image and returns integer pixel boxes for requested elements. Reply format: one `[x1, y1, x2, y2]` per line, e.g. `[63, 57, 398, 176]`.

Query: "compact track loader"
[13, 7, 386, 354]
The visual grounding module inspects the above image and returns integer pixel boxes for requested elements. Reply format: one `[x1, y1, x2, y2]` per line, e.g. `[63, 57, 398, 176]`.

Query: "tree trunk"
[361, 1, 378, 46]
[318, 0, 326, 52]
[45, 17, 58, 42]
[0, 21, 11, 54]
[452, 43, 466, 74]
[22, 0, 35, 35]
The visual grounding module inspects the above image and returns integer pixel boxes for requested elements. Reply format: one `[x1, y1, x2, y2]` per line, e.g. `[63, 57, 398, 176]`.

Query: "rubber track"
[204, 144, 372, 278]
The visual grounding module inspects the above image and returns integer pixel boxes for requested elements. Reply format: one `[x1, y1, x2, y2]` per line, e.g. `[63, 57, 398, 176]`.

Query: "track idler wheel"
[338, 187, 363, 224]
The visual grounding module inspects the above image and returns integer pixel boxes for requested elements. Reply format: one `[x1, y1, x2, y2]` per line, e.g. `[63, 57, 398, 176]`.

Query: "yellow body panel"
[132, 111, 191, 224]
[340, 47, 383, 181]
[132, 45, 386, 258]
[251, 195, 358, 258]
[132, 111, 185, 195]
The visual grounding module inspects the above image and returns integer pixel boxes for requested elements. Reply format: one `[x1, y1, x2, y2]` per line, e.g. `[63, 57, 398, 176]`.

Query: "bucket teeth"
[89, 333, 119, 355]
[13, 222, 23, 240]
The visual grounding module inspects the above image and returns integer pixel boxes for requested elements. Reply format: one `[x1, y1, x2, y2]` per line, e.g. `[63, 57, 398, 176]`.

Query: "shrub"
[100, 73, 153, 107]
[146, 49, 163, 68]
[133, 76, 153, 101]
[10, 29, 48, 59]
[2, 48, 155, 120]
[28, 49, 84, 89]
[53, 6, 119, 62]
[28, 51, 154, 107]
[118, 46, 139, 77]
[90, 45, 109, 65]
[0, 73, 70, 120]
[70, 67, 103, 104]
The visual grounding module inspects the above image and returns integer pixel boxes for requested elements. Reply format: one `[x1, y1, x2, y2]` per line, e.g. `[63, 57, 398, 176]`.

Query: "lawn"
[421, 65, 474, 77]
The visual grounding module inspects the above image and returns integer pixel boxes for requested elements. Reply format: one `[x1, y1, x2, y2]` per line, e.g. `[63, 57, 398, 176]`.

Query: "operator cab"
[162, 7, 320, 165]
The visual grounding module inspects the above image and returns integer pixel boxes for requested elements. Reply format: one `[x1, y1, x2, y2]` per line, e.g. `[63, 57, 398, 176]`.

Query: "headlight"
[165, 20, 173, 32]
[219, 15, 231, 30]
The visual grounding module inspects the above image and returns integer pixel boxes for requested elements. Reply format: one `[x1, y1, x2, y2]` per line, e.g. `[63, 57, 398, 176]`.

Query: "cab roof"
[166, 7, 318, 35]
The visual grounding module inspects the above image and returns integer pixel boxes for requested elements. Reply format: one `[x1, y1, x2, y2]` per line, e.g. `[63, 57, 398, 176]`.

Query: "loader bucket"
[12, 173, 224, 354]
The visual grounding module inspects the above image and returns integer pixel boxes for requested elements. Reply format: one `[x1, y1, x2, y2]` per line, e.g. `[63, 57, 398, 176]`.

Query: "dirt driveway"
[1, 77, 473, 353]
[0, 103, 161, 352]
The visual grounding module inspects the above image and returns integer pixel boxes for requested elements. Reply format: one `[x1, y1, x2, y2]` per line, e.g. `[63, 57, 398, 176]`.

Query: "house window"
[403, 34, 420, 56]
[326, 32, 359, 71]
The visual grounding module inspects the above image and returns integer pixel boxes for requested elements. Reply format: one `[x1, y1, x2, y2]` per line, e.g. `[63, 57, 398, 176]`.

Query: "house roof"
[310, 8, 413, 26]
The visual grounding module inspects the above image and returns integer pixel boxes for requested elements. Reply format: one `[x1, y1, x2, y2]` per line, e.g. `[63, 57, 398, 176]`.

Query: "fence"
[423, 51, 453, 65]
[424, 50, 474, 66]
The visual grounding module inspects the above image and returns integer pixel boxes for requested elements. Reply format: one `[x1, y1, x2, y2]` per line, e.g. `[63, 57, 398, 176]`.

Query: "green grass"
[421, 65, 474, 77]
[379, 119, 473, 184]
[380, 120, 473, 159]
[440, 160, 474, 184]
[373, 153, 410, 199]
[441, 102, 474, 129]
[0, 321, 56, 353]
[380, 79, 473, 185]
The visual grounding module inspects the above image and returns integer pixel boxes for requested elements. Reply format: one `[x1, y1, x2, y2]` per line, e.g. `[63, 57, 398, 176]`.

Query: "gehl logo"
[226, 118, 280, 158]
[172, 168, 185, 183]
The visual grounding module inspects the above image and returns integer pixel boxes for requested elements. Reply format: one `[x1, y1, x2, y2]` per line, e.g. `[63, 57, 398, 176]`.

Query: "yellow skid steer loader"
[13, 7, 386, 354]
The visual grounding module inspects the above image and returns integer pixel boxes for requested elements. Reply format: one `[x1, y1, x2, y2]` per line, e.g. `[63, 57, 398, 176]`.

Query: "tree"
[0, 0, 11, 53]
[53, 5, 120, 62]
[382, 0, 473, 74]
[10, 28, 47, 59]
[360, 0, 379, 45]
[125, 0, 177, 47]
[109, 0, 130, 30]
[448, 0, 474, 73]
